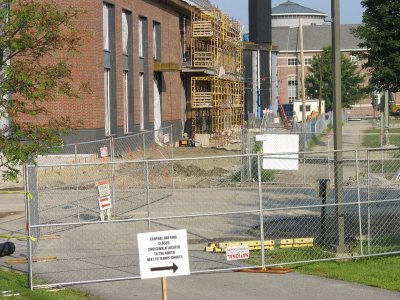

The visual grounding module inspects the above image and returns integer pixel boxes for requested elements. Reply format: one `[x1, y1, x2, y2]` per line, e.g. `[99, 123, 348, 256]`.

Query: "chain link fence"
[24, 146, 400, 289]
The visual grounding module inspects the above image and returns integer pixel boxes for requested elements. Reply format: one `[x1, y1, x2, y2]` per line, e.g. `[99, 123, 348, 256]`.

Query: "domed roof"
[272, 1, 327, 16]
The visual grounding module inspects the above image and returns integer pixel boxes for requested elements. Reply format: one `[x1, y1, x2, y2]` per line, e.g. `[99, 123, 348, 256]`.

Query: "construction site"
[187, 4, 244, 146]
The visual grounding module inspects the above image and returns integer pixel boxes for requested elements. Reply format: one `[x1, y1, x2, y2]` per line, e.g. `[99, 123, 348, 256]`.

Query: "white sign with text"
[137, 229, 190, 279]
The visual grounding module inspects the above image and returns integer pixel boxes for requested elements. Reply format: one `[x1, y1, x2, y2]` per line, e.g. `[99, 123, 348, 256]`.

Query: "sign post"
[138, 229, 190, 300]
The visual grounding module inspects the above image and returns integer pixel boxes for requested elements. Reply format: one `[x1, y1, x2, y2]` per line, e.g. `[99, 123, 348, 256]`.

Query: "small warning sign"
[138, 229, 190, 279]
[163, 134, 170, 144]
[100, 146, 108, 158]
[96, 181, 111, 198]
[98, 196, 112, 211]
[226, 245, 250, 261]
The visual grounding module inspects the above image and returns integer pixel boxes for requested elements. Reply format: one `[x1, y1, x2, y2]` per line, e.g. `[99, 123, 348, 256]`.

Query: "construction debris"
[205, 238, 314, 253]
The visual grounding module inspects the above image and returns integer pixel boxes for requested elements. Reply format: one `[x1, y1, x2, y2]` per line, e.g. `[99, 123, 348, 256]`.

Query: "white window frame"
[103, 4, 110, 51]
[123, 71, 130, 134]
[288, 74, 298, 102]
[122, 11, 129, 55]
[153, 23, 157, 60]
[304, 57, 313, 66]
[139, 72, 145, 131]
[288, 58, 299, 66]
[138, 18, 144, 57]
[104, 68, 111, 136]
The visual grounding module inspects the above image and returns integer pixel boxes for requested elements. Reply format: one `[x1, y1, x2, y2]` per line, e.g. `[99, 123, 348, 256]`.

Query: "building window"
[288, 75, 298, 101]
[153, 22, 161, 61]
[139, 72, 144, 131]
[300, 105, 311, 112]
[104, 69, 111, 136]
[122, 11, 129, 55]
[103, 4, 110, 51]
[351, 55, 359, 64]
[304, 57, 313, 66]
[139, 17, 145, 57]
[288, 58, 299, 66]
[123, 71, 129, 133]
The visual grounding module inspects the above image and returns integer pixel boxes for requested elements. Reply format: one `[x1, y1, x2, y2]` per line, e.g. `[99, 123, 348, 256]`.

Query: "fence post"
[24, 164, 34, 290]
[367, 150, 371, 255]
[170, 125, 175, 191]
[145, 161, 151, 232]
[355, 150, 364, 256]
[111, 137, 116, 217]
[143, 132, 146, 159]
[74, 144, 80, 222]
[257, 154, 265, 269]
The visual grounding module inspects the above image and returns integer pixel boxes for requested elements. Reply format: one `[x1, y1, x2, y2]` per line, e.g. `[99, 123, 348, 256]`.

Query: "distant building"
[271, 1, 381, 117]
[272, 1, 327, 28]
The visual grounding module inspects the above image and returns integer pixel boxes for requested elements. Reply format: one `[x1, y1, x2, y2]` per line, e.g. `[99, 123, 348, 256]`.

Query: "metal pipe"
[29, 198, 400, 229]
[257, 154, 265, 268]
[355, 150, 363, 256]
[145, 161, 151, 231]
[367, 150, 371, 255]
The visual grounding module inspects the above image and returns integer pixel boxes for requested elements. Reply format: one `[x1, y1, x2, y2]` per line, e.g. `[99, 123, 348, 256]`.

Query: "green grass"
[294, 255, 400, 292]
[247, 246, 335, 267]
[363, 128, 400, 148]
[0, 268, 97, 299]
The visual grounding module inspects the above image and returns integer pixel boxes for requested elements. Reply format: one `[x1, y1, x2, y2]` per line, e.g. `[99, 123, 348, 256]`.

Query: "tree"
[352, 0, 400, 93]
[0, 0, 82, 180]
[305, 46, 367, 112]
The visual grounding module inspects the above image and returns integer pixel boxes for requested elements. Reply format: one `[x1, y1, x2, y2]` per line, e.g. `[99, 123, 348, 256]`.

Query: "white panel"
[103, 4, 109, 51]
[154, 75, 162, 144]
[122, 12, 129, 55]
[260, 134, 299, 170]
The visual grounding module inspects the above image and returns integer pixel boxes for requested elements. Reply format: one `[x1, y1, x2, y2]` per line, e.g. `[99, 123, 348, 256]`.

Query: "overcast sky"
[210, 0, 364, 31]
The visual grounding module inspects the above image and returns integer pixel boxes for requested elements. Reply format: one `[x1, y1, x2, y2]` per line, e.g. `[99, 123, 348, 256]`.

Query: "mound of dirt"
[173, 163, 228, 177]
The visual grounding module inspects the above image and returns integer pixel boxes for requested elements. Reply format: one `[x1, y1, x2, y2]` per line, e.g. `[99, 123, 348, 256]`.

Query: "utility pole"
[332, 0, 345, 253]
[318, 55, 323, 114]
[299, 18, 306, 130]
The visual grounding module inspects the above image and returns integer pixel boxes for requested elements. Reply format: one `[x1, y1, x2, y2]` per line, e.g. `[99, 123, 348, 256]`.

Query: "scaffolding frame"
[191, 77, 244, 137]
[190, 5, 244, 144]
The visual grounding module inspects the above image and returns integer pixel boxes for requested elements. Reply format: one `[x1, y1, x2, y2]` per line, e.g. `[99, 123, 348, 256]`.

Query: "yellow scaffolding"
[191, 77, 243, 137]
[191, 7, 243, 74]
[190, 6, 244, 144]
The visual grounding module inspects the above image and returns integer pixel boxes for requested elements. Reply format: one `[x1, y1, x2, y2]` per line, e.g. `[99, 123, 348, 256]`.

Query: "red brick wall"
[24, 0, 185, 131]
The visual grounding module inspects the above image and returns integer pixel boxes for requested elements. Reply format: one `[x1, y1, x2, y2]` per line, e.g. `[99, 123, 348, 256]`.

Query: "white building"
[272, 1, 327, 28]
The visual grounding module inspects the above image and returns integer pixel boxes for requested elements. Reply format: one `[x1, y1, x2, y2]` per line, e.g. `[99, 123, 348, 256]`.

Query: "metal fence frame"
[24, 147, 400, 289]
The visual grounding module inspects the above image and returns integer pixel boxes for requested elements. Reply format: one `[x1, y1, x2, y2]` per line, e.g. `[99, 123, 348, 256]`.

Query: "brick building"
[33, 0, 243, 144]
[271, 1, 399, 117]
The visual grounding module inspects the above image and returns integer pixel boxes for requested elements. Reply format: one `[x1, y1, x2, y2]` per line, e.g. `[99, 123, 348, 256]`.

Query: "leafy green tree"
[305, 46, 367, 112]
[352, 0, 400, 93]
[0, 0, 83, 180]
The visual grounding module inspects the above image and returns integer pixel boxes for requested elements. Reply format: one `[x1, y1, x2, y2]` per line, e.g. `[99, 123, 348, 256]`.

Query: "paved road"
[1, 193, 400, 300]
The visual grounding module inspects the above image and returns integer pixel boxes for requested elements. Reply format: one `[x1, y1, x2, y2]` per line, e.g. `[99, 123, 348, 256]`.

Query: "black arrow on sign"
[151, 263, 179, 273]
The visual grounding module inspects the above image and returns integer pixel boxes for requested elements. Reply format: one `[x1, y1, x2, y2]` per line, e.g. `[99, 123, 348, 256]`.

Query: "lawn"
[363, 128, 400, 148]
[0, 268, 97, 300]
[294, 255, 400, 292]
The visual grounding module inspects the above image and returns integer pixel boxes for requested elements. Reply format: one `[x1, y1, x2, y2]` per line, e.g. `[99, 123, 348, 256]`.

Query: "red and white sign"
[96, 180, 111, 197]
[226, 245, 250, 261]
[163, 133, 170, 144]
[100, 146, 108, 158]
[98, 196, 112, 211]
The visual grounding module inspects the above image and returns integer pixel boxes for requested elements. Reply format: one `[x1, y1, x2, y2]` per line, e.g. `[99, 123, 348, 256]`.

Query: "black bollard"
[318, 179, 330, 245]
[0, 242, 16, 257]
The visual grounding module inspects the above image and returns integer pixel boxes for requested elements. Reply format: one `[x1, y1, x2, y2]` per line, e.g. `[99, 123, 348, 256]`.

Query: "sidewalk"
[82, 270, 400, 300]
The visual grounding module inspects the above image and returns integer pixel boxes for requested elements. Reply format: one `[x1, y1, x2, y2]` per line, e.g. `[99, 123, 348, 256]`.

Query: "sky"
[210, 0, 364, 31]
